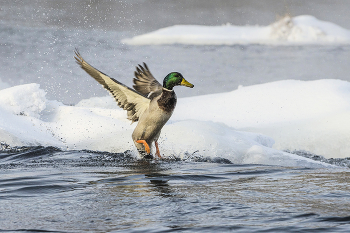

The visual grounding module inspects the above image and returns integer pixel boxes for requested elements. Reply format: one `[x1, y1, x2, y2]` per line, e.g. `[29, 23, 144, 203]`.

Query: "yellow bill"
[181, 78, 194, 88]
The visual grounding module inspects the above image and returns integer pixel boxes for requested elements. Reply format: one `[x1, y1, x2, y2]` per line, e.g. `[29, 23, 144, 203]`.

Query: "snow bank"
[122, 15, 350, 45]
[172, 79, 350, 158]
[0, 84, 46, 118]
[1, 80, 349, 166]
[0, 84, 61, 147]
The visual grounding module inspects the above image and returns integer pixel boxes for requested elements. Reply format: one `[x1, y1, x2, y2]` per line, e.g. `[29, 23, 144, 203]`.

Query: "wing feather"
[74, 49, 150, 123]
[133, 62, 163, 99]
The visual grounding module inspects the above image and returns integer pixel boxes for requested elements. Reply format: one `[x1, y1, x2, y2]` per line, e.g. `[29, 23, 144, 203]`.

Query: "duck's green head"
[163, 72, 194, 90]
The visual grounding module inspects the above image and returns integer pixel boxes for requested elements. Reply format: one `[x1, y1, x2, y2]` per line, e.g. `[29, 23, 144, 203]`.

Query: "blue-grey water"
[1, 146, 350, 232]
[1, 1, 350, 232]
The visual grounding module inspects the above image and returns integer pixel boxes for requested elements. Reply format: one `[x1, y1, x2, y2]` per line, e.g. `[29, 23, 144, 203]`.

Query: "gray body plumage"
[132, 90, 176, 152]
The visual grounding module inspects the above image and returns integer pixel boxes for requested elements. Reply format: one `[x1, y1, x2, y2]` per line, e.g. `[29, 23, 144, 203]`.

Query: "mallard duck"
[74, 50, 194, 159]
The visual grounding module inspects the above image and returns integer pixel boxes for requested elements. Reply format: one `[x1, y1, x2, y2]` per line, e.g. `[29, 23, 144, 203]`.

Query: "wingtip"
[143, 62, 149, 70]
[138, 64, 143, 70]
[136, 66, 142, 74]
[74, 48, 83, 65]
[74, 48, 80, 56]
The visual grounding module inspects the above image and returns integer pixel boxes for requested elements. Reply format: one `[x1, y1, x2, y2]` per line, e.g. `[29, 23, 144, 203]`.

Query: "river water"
[1, 146, 350, 232]
[1, 1, 350, 232]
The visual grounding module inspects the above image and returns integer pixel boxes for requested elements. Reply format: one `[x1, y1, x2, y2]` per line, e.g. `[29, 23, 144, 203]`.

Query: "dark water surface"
[1, 147, 350, 232]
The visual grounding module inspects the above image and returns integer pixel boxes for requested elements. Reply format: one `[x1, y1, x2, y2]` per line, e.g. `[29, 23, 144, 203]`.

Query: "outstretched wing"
[133, 63, 163, 99]
[74, 49, 150, 123]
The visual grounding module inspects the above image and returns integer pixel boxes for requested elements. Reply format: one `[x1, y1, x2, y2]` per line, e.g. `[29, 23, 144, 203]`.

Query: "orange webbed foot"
[136, 140, 151, 154]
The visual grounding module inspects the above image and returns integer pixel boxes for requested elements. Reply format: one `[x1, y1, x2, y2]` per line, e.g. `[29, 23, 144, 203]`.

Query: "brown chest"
[157, 90, 177, 113]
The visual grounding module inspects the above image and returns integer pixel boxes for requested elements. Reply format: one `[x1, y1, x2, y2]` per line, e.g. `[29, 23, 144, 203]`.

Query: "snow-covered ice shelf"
[1, 79, 349, 167]
[123, 15, 350, 45]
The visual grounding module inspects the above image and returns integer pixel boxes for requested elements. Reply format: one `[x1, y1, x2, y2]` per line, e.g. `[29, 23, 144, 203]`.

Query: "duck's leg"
[136, 140, 151, 154]
[155, 140, 162, 159]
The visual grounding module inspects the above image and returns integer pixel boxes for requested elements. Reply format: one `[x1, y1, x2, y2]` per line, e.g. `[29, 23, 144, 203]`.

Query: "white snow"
[1, 79, 349, 167]
[122, 15, 350, 45]
[0, 84, 46, 118]
[172, 79, 350, 159]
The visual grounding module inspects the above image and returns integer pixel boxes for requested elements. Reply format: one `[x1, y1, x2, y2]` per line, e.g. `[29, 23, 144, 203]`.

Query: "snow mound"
[123, 15, 350, 45]
[2, 79, 350, 165]
[173, 79, 350, 158]
[0, 84, 46, 118]
[0, 82, 334, 167]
